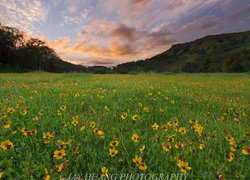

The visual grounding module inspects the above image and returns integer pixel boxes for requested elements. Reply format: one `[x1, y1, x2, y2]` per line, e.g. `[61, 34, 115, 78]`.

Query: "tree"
[25, 38, 59, 71]
[25, 38, 47, 71]
[0, 23, 24, 65]
[222, 48, 250, 72]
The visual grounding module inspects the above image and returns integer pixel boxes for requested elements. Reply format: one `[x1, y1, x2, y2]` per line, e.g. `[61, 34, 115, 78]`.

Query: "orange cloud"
[109, 41, 136, 57]
[49, 37, 72, 50]
[73, 43, 110, 58]
[71, 41, 136, 60]
[43, 20, 174, 65]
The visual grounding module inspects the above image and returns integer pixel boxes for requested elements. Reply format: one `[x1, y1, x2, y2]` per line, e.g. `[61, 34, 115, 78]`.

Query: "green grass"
[0, 73, 249, 179]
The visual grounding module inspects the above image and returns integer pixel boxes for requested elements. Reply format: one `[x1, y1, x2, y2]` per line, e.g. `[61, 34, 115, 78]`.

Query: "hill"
[114, 31, 250, 73]
[86, 66, 113, 74]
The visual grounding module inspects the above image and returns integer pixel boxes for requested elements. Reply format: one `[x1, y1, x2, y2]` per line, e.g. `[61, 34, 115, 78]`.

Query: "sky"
[0, 0, 250, 67]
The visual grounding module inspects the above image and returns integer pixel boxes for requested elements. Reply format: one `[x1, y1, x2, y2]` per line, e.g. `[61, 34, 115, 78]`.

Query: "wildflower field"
[0, 73, 249, 179]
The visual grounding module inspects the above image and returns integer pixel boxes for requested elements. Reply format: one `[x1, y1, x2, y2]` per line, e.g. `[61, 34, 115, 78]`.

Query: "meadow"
[0, 73, 249, 179]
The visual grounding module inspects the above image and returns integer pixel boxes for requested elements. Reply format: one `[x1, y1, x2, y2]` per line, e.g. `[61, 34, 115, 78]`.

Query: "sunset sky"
[0, 0, 250, 66]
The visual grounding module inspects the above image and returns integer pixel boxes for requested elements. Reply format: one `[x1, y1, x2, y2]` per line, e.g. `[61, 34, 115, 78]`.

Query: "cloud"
[0, 0, 48, 35]
[45, 19, 177, 66]
[76, 19, 174, 57]
[61, 8, 91, 26]
[48, 37, 72, 52]
[226, 4, 250, 22]
[109, 41, 136, 56]
[81, 58, 123, 67]
[173, 2, 250, 43]
[71, 40, 136, 60]
[146, 28, 175, 46]
[67, 5, 79, 14]
[166, 0, 185, 10]
[1, 0, 249, 67]
[100, 0, 221, 27]
[110, 24, 137, 42]
[73, 43, 109, 58]
[101, 0, 151, 22]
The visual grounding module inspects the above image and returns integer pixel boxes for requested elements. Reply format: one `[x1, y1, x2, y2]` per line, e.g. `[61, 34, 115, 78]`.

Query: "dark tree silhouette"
[26, 38, 50, 71]
[0, 23, 24, 65]
[0, 23, 87, 72]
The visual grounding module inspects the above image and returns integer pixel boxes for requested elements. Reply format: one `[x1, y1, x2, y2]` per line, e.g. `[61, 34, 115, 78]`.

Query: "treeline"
[0, 23, 86, 72]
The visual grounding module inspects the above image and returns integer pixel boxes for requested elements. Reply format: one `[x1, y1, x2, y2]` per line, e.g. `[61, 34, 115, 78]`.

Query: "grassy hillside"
[115, 31, 250, 73]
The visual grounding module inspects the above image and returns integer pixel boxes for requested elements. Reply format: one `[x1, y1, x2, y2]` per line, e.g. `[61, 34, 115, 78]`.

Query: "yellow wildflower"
[179, 127, 186, 135]
[133, 155, 142, 166]
[162, 142, 171, 152]
[43, 168, 50, 180]
[55, 163, 64, 172]
[97, 130, 105, 138]
[80, 126, 85, 131]
[1, 140, 14, 150]
[175, 142, 184, 149]
[138, 162, 147, 171]
[121, 112, 128, 120]
[226, 151, 234, 162]
[60, 105, 67, 111]
[152, 123, 159, 130]
[177, 160, 191, 174]
[242, 146, 250, 155]
[131, 134, 139, 142]
[7, 107, 15, 113]
[199, 144, 205, 150]
[90, 121, 96, 128]
[54, 149, 66, 160]
[139, 145, 146, 154]
[3, 121, 11, 129]
[192, 124, 203, 136]
[0, 170, 4, 178]
[33, 115, 39, 121]
[167, 136, 175, 143]
[109, 148, 118, 157]
[101, 167, 108, 177]
[110, 140, 119, 147]
[132, 114, 138, 121]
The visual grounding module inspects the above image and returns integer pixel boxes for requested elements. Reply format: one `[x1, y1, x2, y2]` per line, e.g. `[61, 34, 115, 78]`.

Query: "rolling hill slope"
[114, 31, 250, 73]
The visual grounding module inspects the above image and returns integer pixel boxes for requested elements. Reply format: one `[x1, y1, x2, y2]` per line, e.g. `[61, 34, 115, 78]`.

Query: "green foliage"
[86, 66, 114, 74]
[222, 48, 250, 72]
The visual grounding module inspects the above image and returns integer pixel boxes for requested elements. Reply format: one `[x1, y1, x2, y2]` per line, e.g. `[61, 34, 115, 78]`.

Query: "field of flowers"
[0, 73, 249, 179]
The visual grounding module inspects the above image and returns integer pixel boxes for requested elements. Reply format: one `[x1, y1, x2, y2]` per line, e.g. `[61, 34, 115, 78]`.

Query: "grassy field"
[0, 73, 249, 179]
